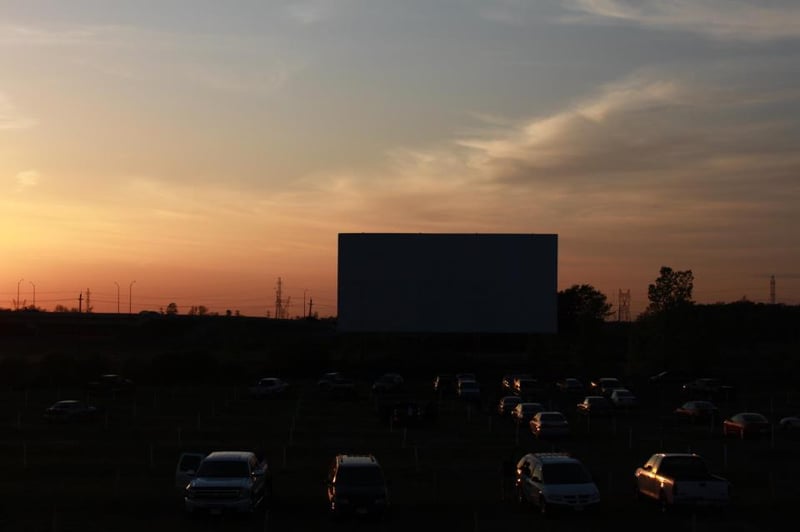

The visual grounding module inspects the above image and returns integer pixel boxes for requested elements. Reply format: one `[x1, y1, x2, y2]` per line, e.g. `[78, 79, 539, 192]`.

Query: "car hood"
[190, 477, 251, 489]
[543, 482, 599, 497]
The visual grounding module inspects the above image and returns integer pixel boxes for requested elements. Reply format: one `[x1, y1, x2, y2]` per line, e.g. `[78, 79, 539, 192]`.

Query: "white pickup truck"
[634, 453, 731, 511]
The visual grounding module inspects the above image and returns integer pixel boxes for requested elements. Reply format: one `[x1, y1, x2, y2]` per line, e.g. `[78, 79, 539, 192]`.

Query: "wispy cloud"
[15, 170, 40, 191]
[284, 1, 346, 25]
[563, 0, 800, 41]
[0, 92, 36, 129]
[0, 23, 101, 46]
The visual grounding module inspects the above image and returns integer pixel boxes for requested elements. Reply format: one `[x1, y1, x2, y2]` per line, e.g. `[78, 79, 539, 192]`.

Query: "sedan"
[779, 416, 800, 432]
[609, 388, 638, 408]
[511, 402, 545, 425]
[723, 412, 771, 439]
[43, 400, 98, 423]
[497, 395, 522, 417]
[673, 400, 719, 422]
[529, 411, 570, 439]
[576, 395, 612, 416]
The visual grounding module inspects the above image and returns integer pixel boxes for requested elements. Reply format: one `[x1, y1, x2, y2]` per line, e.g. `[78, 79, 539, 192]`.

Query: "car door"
[175, 452, 206, 491]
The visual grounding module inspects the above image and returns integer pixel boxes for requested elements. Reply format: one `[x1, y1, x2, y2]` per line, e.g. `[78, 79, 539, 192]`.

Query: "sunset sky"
[2, 1, 799, 318]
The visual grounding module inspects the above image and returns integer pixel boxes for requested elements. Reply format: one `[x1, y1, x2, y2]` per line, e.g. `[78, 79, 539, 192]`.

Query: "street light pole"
[129, 280, 136, 314]
[114, 281, 120, 313]
[29, 281, 35, 308]
[16, 278, 23, 310]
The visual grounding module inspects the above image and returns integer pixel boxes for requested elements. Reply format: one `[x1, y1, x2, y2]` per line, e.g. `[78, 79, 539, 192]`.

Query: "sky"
[2, 0, 800, 318]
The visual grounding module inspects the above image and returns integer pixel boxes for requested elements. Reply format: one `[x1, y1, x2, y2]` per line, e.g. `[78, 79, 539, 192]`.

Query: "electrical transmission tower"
[274, 277, 284, 319]
[618, 289, 631, 322]
[770, 275, 776, 304]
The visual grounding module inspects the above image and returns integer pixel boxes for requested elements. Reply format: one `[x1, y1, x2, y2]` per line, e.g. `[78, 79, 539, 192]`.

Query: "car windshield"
[657, 458, 710, 480]
[337, 466, 384, 485]
[196, 460, 249, 478]
[543, 462, 592, 484]
[460, 381, 478, 389]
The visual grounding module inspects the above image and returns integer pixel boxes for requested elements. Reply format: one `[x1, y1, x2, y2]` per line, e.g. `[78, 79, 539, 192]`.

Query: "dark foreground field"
[0, 373, 798, 532]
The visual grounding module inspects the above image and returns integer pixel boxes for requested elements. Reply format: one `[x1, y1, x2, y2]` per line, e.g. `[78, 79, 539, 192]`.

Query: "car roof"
[337, 454, 380, 466]
[204, 451, 255, 461]
[520, 452, 578, 465]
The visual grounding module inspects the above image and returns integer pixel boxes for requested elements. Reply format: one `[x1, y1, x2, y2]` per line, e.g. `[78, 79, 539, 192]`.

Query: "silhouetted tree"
[165, 302, 179, 315]
[647, 266, 694, 314]
[558, 284, 614, 331]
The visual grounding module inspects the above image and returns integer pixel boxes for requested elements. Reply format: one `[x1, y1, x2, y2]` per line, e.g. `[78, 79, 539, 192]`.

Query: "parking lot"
[0, 370, 798, 531]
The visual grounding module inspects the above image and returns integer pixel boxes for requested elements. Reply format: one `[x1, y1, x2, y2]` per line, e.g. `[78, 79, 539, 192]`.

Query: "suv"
[184, 451, 271, 515]
[326, 454, 389, 519]
[515, 452, 600, 515]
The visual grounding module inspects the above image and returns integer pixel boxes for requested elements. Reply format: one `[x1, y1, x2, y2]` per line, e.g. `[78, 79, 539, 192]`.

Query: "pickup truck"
[182, 451, 271, 515]
[634, 453, 731, 512]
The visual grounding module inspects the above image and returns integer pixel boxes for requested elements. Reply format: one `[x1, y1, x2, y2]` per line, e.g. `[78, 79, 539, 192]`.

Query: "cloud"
[284, 1, 346, 25]
[15, 170, 40, 191]
[563, 0, 800, 41]
[0, 24, 101, 46]
[0, 92, 36, 129]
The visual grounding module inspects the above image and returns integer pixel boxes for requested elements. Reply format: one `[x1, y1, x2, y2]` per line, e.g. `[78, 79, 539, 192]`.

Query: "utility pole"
[129, 280, 136, 313]
[308, 298, 313, 318]
[78, 292, 83, 313]
[275, 277, 283, 319]
[86, 288, 91, 313]
[16, 278, 23, 310]
[29, 281, 35, 308]
[770, 275, 776, 305]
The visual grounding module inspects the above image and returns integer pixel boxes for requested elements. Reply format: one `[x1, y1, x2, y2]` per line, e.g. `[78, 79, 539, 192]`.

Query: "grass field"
[0, 370, 798, 532]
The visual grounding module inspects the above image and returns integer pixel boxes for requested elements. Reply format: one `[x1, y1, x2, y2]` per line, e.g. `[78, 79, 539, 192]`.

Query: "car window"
[336, 466, 384, 485]
[196, 460, 249, 478]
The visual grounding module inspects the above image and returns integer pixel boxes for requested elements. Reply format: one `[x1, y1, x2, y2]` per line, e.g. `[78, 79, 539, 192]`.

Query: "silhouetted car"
[497, 395, 522, 417]
[609, 388, 638, 408]
[371, 373, 404, 394]
[576, 396, 612, 416]
[457, 379, 481, 403]
[673, 400, 719, 422]
[43, 400, 98, 422]
[590, 377, 624, 397]
[318, 372, 357, 398]
[247, 377, 290, 398]
[529, 411, 570, 439]
[87, 374, 135, 395]
[326, 454, 389, 519]
[723, 412, 771, 439]
[779, 416, 800, 432]
[432, 374, 454, 396]
[511, 402, 545, 425]
[555, 377, 584, 395]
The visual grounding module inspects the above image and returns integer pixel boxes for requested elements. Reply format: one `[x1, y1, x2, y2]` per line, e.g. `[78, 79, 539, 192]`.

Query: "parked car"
[590, 377, 624, 397]
[723, 412, 771, 439]
[555, 377, 584, 395]
[433, 374, 454, 396]
[609, 388, 638, 408]
[43, 400, 98, 423]
[318, 372, 358, 398]
[673, 400, 719, 423]
[247, 377, 290, 398]
[497, 395, 522, 417]
[529, 411, 570, 439]
[511, 402, 545, 425]
[513, 377, 545, 399]
[515, 452, 600, 514]
[175, 452, 207, 492]
[326, 454, 389, 519]
[457, 379, 481, 403]
[576, 396, 612, 416]
[371, 373, 404, 394]
[634, 453, 731, 512]
[779, 416, 800, 432]
[502, 373, 531, 393]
